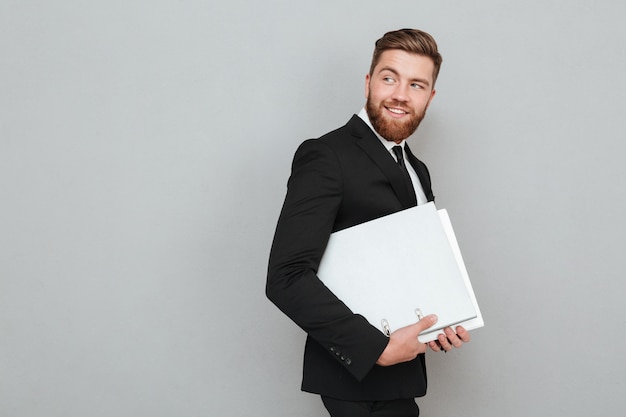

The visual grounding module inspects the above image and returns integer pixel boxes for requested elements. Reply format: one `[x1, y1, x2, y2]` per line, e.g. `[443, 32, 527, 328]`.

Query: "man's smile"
[385, 105, 410, 117]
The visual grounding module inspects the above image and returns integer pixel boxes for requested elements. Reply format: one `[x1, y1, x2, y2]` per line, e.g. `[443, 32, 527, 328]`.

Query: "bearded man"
[266, 29, 470, 417]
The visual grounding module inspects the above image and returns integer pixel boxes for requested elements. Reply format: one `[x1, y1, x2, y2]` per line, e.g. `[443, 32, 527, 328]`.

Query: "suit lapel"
[347, 116, 417, 209]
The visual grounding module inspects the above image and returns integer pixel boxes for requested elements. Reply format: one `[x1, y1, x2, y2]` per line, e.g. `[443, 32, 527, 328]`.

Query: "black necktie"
[392, 145, 417, 204]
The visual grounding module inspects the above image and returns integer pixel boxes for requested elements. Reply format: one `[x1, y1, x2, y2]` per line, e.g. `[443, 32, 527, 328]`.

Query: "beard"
[366, 96, 426, 143]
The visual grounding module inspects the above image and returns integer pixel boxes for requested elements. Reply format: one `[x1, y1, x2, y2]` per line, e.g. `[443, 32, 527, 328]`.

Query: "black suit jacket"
[266, 115, 435, 401]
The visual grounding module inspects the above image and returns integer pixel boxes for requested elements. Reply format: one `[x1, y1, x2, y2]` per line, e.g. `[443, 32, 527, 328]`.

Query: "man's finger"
[455, 326, 471, 343]
[444, 327, 463, 348]
[428, 340, 442, 352]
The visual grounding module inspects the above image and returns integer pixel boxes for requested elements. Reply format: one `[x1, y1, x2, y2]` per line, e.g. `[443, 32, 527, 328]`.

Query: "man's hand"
[376, 314, 438, 366]
[427, 326, 471, 353]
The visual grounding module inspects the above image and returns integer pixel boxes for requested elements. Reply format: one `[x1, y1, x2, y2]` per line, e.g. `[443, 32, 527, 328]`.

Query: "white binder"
[317, 202, 484, 343]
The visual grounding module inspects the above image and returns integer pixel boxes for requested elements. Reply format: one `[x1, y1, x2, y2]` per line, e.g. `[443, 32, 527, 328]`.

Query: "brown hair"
[369, 28, 442, 84]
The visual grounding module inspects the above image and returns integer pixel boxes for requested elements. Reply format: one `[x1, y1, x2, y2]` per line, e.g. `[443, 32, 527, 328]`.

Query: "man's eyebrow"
[410, 77, 431, 87]
[377, 66, 431, 87]
[377, 66, 399, 76]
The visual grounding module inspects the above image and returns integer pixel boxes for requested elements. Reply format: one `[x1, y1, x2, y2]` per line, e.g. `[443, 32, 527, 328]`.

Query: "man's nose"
[391, 84, 410, 102]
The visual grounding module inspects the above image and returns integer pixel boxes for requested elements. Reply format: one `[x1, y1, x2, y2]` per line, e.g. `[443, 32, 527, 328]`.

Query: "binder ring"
[381, 319, 390, 337]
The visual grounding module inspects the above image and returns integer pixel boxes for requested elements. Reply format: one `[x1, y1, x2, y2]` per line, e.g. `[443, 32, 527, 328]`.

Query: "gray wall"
[2, 1, 625, 416]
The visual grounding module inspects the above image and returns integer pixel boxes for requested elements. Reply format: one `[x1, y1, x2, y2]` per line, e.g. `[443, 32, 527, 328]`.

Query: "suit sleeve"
[266, 139, 389, 382]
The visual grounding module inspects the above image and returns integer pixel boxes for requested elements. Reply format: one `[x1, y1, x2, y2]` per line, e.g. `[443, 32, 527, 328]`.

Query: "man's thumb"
[416, 314, 438, 332]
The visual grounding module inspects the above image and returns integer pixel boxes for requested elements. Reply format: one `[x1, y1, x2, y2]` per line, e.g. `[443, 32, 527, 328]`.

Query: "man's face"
[365, 49, 436, 143]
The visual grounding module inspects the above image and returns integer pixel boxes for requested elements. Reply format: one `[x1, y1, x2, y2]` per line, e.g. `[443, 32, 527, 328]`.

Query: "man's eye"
[383, 77, 394, 83]
[411, 83, 423, 89]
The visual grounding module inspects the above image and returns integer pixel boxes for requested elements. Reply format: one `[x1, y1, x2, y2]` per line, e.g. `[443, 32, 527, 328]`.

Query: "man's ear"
[364, 74, 370, 99]
[425, 88, 436, 110]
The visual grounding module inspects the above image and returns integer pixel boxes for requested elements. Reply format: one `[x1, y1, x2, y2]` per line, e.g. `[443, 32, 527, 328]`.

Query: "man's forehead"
[373, 50, 435, 82]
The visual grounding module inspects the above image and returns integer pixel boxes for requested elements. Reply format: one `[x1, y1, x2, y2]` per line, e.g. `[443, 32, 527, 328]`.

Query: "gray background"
[2, 1, 625, 416]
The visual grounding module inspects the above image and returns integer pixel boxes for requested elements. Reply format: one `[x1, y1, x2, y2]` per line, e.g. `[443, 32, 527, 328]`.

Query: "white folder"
[317, 202, 484, 343]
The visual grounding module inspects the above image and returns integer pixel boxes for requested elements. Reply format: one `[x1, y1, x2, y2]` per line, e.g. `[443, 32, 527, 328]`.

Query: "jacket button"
[345, 358, 352, 365]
